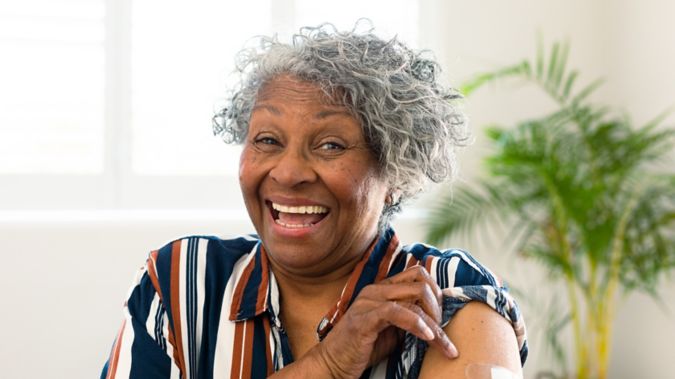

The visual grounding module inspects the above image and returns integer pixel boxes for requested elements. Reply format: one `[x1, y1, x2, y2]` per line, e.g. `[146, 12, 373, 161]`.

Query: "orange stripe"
[241, 320, 256, 379]
[229, 255, 256, 320]
[255, 246, 270, 314]
[169, 241, 186, 376]
[147, 250, 163, 301]
[230, 321, 245, 379]
[374, 234, 399, 281]
[106, 319, 126, 379]
[332, 236, 379, 319]
[262, 317, 273, 375]
[406, 255, 420, 269]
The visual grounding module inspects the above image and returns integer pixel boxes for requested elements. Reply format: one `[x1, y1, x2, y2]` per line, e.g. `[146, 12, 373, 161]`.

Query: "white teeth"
[271, 203, 328, 214]
[274, 219, 313, 228]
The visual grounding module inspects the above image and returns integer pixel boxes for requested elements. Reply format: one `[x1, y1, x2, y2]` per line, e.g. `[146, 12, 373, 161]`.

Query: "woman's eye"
[254, 137, 279, 146]
[318, 141, 345, 151]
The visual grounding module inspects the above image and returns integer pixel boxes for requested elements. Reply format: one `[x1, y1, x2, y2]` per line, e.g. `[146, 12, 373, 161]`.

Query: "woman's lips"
[267, 201, 330, 229]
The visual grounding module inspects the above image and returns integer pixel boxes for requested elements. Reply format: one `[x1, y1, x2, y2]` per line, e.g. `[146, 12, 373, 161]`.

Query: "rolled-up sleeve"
[440, 285, 528, 364]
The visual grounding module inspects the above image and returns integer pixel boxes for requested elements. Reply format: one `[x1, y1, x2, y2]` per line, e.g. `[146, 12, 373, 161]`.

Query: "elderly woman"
[102, 24, 527, 379]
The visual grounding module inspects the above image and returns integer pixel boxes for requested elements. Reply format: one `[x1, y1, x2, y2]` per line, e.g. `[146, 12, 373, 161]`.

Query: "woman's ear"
[385, 189, 400, 206]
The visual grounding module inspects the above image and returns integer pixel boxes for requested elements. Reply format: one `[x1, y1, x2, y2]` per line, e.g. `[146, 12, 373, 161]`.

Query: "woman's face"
[239, 76, 389, 277]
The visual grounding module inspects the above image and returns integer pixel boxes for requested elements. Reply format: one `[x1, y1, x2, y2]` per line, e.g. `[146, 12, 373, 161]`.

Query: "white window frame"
[1, 0, 431, 212]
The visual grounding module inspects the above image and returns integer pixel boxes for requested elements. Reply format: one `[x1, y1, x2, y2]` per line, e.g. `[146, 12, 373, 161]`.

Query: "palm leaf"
[424, 181, 518, 246]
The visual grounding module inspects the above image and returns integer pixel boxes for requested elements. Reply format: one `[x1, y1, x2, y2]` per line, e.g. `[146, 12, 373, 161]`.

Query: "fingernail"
[420, 322, 435, 340]
[445, 342, 458, 359]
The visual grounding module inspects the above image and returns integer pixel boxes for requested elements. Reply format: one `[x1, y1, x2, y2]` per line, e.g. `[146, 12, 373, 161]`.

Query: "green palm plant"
[425, 40, 675, 379]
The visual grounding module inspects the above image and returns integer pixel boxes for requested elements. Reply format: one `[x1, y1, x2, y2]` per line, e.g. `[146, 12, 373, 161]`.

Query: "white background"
[1, 0, 674, 378]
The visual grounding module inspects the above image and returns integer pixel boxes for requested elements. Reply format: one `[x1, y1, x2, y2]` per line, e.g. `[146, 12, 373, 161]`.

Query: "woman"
[102, 23, 527, 379]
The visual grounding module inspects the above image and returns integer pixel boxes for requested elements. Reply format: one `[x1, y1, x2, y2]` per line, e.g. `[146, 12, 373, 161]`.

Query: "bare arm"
[419, 301, 522, 378]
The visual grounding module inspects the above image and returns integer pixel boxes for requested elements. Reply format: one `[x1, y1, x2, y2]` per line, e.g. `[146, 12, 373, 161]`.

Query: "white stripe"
[146, 293, 160, 337]
[428, 257, 439, 284]
[268, 271, 282, 369]
[269, 270, 284, 369]
[271, 326, 284, 370]
[238, 321, 248, 379]
[369, 359, 388, 378]
[212, 244, 258, 377]
[269, 271, 280, 325]
[485, 287, 498, 309]
[442, 286, 470, 301]
[178, 239, 191, 378]
[195, 238, 208, 368]
[115, 309, 136, 378]
[446, 256, 460, 287]
[384, 243, 403, 274]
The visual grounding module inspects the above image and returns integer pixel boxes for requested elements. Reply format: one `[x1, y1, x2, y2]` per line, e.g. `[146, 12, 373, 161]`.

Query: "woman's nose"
[268, 149, 318, 187]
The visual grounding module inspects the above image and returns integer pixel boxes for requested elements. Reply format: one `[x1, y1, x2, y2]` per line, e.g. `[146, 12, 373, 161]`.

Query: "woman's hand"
[311, 266, 458, 379]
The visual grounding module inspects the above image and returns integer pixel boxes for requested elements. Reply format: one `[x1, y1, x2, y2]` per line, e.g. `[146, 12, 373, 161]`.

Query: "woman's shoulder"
[145, 234, 262, 281]
[151, 233, 260, 259]
[398, 241, 502, 288]
[394, 241, 529, 367]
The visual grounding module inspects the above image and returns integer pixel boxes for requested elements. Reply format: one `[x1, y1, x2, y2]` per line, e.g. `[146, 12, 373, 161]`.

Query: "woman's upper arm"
[418, 301, 522, 378]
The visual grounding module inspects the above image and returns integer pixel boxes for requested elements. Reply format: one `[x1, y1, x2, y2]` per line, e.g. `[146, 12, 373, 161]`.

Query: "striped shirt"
[102, 227, 528, 379]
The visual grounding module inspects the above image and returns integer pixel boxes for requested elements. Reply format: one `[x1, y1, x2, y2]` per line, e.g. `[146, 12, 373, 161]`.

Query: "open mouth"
[267, 201, 329, 228]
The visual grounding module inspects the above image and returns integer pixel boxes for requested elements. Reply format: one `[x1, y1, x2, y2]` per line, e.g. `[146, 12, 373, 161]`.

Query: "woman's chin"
[265, 244, 331, 275]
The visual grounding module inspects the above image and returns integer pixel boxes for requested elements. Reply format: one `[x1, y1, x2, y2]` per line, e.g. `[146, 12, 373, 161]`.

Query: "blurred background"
[1, 0, 673, 377]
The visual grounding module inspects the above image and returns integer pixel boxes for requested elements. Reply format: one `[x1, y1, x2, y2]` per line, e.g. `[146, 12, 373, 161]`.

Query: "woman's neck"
[274, 268, 351, 358]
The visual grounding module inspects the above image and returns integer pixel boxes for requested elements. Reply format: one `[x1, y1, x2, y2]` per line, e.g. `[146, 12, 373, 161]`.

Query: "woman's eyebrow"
[314, 109, 353, 120]
[251, 104, 282, 115]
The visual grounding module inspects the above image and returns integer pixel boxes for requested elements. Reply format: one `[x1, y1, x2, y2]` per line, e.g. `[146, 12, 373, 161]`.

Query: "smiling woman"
[240, 76, 388, 278]
[101, 22, 527, 379]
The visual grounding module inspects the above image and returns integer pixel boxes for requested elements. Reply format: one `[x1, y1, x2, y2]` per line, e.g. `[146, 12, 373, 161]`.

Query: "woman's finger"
[359, 281, 442, 324]
[396, 301, 458, 359]
[363, 300, 457, 359]
[381, 265, 443, 305]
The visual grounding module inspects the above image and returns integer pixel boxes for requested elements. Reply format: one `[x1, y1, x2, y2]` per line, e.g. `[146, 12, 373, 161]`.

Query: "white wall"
[418, 0, 675, 377]
[1, 1, 674, 378]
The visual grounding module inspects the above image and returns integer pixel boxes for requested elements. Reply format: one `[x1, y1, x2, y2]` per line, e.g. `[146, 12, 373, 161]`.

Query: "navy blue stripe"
[454, 258, 492, 286]
[358, 366, 372, 379]
[459, 250, 498, 286]
[436, 257, 448, 289]
[251, 317, 269, 378]
[186, 238, 198, 378]
[127, 276, 173, 378]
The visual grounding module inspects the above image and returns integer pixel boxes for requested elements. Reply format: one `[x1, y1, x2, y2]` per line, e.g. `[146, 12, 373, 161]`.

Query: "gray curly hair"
[213, 21, 468, 227]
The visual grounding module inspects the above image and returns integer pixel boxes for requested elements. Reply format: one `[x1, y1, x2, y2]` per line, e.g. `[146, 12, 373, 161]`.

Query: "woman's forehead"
[256, 75, 344, 107]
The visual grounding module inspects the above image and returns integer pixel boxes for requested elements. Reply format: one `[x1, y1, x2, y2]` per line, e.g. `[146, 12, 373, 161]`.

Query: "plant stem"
[564, 273, 588, 378]
[598, 186, 644, 378]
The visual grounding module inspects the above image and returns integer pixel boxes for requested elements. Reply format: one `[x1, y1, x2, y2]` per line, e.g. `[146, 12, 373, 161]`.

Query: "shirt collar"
[228, 227, 402, 333]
